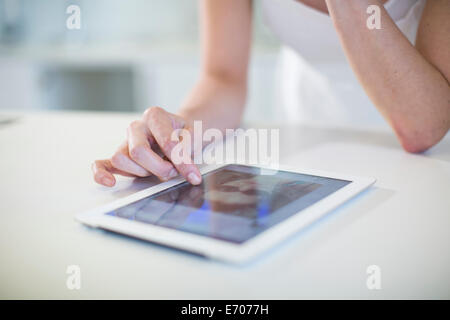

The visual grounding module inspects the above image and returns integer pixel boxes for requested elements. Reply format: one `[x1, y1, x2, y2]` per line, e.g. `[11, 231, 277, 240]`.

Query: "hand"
[92, 107, 202, 187]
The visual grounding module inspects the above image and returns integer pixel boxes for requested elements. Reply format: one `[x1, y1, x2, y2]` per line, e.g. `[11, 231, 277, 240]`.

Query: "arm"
[325, 0, 450, 153]
[179, 0, 253, 132]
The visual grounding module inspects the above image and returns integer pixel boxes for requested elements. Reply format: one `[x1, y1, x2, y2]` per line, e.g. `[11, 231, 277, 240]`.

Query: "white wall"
[0, 0, 281, 123]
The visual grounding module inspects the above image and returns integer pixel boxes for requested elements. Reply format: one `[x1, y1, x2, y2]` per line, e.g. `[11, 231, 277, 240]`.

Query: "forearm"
[177, 0, 251, 135]
[325, 0, 450, 152]
[178, 74, 247, 133]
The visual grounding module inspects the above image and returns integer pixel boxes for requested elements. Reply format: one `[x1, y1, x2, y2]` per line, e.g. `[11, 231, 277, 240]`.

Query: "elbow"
[392, 120, 446, 154]
[399, 137, 434, 154]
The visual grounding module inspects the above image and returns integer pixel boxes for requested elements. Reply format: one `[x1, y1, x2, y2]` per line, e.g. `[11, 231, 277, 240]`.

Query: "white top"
[261, 0, 427, 128]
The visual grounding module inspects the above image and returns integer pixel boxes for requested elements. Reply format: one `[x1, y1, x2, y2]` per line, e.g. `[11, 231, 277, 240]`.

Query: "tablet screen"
[106, 165, 350, 243]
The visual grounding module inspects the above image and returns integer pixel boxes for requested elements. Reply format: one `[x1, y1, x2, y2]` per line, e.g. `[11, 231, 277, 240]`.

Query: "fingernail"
[187, 172, 201, 185]
[168, 168, 178, 179]
[103, 178, 114, 186]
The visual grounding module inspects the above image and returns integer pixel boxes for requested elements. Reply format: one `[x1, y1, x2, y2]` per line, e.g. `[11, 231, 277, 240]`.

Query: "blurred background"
[0, 0, 281, 123]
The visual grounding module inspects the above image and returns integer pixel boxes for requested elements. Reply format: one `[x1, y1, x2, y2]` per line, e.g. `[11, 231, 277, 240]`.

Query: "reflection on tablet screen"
[106, 165, 350, 243]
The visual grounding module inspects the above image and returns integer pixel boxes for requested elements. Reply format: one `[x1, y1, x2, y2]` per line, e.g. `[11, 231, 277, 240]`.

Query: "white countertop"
[0, 111, 449, 299]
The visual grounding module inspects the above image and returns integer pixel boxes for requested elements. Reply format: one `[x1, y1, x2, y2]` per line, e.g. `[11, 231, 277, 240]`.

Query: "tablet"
[76, 164, 375, 264]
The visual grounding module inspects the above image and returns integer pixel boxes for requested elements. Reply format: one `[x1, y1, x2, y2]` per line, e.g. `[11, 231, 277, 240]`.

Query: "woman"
[92, 0, 450, 187]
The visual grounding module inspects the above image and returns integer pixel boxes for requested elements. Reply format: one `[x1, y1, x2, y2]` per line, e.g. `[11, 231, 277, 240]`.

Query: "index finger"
[145, 108, 202, 185]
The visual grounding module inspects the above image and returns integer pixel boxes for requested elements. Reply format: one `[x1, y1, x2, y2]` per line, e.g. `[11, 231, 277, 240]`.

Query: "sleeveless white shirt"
[261, 0, 427, 128]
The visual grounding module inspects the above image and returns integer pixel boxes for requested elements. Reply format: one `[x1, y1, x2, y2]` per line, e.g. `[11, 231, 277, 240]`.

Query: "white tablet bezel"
[76, 163, 375, 264]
